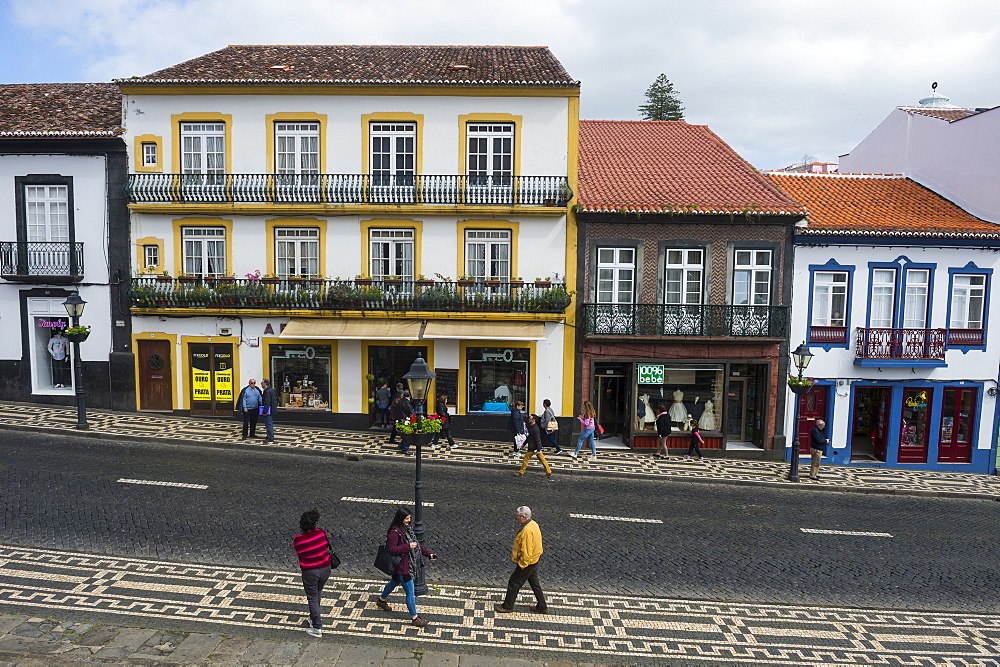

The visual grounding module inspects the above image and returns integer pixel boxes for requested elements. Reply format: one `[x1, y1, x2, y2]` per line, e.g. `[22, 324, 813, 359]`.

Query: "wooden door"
[938, 387, 975, 463]
[796, 385, 828, 454]
[138, 340, 172, 411]
[190, 343, 234, 417]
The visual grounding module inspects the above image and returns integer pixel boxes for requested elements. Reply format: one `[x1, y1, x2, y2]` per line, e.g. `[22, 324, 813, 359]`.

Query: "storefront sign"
[483, 349, 515, 362]
[214, 368, 233, 401]
[192, 369, 211, 400]
[36, 318, 67, 329]
[637, 364, 664, 384]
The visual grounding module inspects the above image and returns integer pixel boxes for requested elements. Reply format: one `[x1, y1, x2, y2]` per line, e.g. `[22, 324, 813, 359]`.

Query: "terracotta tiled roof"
[764, 172, 1000, 238]
[120, 45, 578, 87]
[577, 120, 804, 215]
[0, 83, 122, 137]
[898, 106, 978, 122]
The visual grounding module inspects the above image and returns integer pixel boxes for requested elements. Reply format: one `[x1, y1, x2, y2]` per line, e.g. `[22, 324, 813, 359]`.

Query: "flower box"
[400, 432, 434, 447]
[534, 280, 552, 287]
[65, 332, 90, 343]
[177, 275, 196, 284]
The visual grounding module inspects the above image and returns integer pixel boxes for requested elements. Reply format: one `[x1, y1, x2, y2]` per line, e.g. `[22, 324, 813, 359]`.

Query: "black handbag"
[373, 543, 401, 576]
[324, 531, 341, 569]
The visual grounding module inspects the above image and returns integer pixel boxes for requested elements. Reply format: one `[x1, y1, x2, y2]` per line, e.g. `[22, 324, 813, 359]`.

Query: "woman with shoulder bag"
[293, 509, 333, 638]
[507, 400, 527, 455]
[539, 398, 562, 454]
[373, 506, 437, 628]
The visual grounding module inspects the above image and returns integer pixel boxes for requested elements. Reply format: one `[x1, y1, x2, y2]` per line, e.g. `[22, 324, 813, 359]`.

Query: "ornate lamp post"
[402, 355, 435, 595]
[62, 292, 89, 430]
[787, 342, 814, 482]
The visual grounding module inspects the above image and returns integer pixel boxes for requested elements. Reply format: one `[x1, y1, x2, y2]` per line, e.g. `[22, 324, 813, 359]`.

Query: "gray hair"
[516, 505, 531, 519]
[816, 419, 826, 426]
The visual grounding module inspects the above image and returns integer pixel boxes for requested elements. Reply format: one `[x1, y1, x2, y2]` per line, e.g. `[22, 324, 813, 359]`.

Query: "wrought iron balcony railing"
[126, 173, 573, 207]
[129, 277, 573, 313]
[583, 303, 789, 338]
[0, 241, 84, 282]
[808, 325, 849, 345]
[855, 327, 947, 361]
[947, 328, 985, 346]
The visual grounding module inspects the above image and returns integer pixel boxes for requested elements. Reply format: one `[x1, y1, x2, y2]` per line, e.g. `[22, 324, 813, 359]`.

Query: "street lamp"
[787, 342, 814, 482]
[402, 355, 435, 595]
[62, 292, 89, 430]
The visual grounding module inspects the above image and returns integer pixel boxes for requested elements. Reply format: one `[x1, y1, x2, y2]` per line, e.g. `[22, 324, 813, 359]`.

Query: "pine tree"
[638, 74, 685, 121]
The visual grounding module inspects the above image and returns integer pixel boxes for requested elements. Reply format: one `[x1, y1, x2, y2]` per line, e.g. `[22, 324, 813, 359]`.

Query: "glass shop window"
[634, 363, 724, 433]
[467, 346, 530, 413]
[270, 344, 332, 410]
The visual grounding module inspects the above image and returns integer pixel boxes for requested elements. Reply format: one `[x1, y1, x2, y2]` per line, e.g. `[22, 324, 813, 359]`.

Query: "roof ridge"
[765, 171, 903, 179]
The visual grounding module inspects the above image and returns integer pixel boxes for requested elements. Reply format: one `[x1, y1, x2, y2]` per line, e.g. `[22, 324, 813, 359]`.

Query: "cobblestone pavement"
[1, 401, 998, 500]
[0, 544, 998, 665]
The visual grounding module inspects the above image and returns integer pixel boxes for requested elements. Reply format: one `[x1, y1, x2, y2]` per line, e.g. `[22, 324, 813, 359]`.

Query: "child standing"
[685, 420, 705, 461]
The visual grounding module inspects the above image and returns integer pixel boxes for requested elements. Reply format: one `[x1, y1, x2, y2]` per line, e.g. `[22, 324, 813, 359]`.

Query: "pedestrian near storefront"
[572, 400, 597, 460]
[375, 381, 392, 426]
[495, 505, 547, 614]
[374, 507, 437, 628]
[387, 391, 414, 451]
[539, 399, 562, 454]
[809, 419, 830, 480]
[293, 509, 332, 638]
[655, 405, 672, 458]
[236, 378, 263, 440]
[260, 379, 278, 442]
[514, 415, 553, 479]
[685, 419, 705, 461]
[431, 394, 455, 449]
[508, 400, 527, 455]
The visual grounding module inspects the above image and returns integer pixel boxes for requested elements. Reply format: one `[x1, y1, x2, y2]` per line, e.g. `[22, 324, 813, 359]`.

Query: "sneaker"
[375, 598, 391, 611]
[698, 457, 705, 461]
[305, 627, 322, 638]
[684, 455, 691, 460]
[411, 616, 429, 627]
[569, 453, 578, 460]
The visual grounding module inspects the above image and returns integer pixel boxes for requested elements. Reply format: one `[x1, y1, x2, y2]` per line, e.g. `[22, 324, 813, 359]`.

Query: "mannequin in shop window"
[669, 389, 688, 430]
[47, 330, 69, 388]
[699, 399, 717, 431]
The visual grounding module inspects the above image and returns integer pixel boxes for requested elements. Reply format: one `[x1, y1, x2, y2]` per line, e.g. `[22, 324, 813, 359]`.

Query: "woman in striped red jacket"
[293, 509, 332, 637]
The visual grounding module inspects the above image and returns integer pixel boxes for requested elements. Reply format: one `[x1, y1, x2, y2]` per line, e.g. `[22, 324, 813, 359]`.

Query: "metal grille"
[584, 304, 789, 338]
[0, 242, 83, 277]
[855, 327, 947, 361]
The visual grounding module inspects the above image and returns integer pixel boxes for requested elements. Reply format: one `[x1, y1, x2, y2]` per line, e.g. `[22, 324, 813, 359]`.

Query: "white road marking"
[117, 478, 208, 490]
[341, 496, 435, 507]
[569, 513, 663, 524]
[801, 528, 893, 537]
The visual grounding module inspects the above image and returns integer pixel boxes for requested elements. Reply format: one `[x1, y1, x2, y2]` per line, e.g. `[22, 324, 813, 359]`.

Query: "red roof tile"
[0, 83, 122, 137]
[764, 172, 1000, 238]
[122, 45, 578, 87]
[578, 120, 804, 215]
[898, 106, 977, 122]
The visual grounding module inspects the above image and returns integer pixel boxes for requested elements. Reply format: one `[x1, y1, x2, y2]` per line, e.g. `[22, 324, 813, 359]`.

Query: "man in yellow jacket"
[495, 505, 548, 614]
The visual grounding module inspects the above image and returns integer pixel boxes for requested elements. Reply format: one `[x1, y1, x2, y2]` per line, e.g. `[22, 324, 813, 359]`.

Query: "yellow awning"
[280, 318, 422, 340]
[422, 320, 547, 341]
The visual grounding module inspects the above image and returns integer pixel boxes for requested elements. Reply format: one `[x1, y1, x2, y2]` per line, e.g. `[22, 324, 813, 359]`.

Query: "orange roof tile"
[578, 120, 803, 215]
[764, 172, 1000, 238]
[0, 83, 122, 137]
[898, 106, 977, 122]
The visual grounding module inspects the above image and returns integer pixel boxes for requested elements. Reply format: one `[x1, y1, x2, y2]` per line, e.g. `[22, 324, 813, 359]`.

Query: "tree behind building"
[638, 74, 685, 121]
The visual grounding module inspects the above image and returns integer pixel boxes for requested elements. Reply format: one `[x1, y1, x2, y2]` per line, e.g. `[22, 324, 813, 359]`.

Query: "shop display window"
[898, 387, 932, 463]
[35, 316, 72, 391]
[467, 346, 529, 413]
[271, 344, 331, 410]
[634, 363, 724, 433]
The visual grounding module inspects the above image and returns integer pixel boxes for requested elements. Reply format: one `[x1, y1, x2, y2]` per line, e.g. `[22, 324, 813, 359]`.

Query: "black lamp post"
[787, 342, 814, 482]
[62, 292, 89, 430]
[402, 355, 435, 595]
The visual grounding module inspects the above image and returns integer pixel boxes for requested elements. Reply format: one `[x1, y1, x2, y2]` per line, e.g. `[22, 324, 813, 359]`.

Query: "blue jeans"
[575, 428, 596, 456]
[380, 575, 417, 617]
[263, 414, 274, 439]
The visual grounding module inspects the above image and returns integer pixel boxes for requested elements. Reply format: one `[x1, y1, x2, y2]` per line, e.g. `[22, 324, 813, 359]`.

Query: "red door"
[898, 387, 932, 463]
[796, 385, 828, 455]
[871, 388, 891, 462]
[938, 387, 976, 463]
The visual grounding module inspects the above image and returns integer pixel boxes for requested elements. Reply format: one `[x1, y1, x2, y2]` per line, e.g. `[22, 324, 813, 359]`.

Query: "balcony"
[583, 303, 790, 338]
[129, 277, 573, 314]
[854, 327, 947, 367]
[0, 241, 84, 283]
[126, 173, 573, 207]
[808, 325, 849, 345]
[947, 328, 985, 346]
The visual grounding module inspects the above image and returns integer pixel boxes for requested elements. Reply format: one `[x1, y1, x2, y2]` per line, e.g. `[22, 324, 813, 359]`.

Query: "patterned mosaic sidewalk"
[2, 401, 1000, 500]
[0, 544, 998, 665]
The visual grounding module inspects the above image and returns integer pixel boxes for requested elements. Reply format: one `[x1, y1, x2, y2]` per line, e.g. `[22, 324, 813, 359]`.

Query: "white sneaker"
[306, 627, 322, 638]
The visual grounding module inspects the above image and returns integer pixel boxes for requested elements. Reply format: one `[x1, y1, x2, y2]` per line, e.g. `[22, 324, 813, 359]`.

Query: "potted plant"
[509, 276, 524, 287]
[177, 272, 196, 284]
[394, 413, 445, 447]
[261, 273, 280, 285]
[155, 271, 172, 283]
[64, 325, 91, 343]
[415, 274, 435, 287]
[787, 376, 815, 395]
[457, 274, 474, 286]
[216, 273, 236, 283]
[354, 274, 373, 286]
[534, 277, 552, 287]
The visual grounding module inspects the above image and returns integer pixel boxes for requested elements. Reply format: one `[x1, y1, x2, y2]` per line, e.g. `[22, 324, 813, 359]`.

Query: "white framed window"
[733, 249, 772, 305]
[664, 249, 703, 305]
[950, 274, 986, 329]
[466, 230, 510, 281]
[902, 269, 930, 328]
[467, 123, 514, 184]
[370, 122, 415, 186]
[275, 122, 319, 175]
[370, 228, 414, 280]
[180, 122, 225, 174]
[811, 271, 848, 326]
[143, 245, 160, 270]
[870, 268, 896, 328]
[596, 247, 635, 304]
[182, 227, 226, 277]
[25, 185, 69, 242]
[275, 228, 319, 278]
[142, 142, 158, 167]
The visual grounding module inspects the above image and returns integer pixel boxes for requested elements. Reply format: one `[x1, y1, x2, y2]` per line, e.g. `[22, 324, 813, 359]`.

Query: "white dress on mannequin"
[669, 389, 687, 422]
[699, 399, 717, 431]
[643, 394, 656, 425]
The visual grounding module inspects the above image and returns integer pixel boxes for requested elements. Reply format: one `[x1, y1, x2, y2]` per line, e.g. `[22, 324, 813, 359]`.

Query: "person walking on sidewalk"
[374, 381, 392, 426]
[431, 394, 455, 450]
[259, 379, 278, 442]
[539, 399, 562, 454]
[685, 419, 705, 461]
[236, 378, 263, 440]
[387, 391, 414, 451]
[572, 400, 598, 460]
[514, 415, 552, 479]
[655, 404, 672, 458]
[507, 400, 527, 455]
[374, 507, 437, 628]
[495, 505, 547, 614]
[293, 509, 332, 638]
[809, 419, 830, 480]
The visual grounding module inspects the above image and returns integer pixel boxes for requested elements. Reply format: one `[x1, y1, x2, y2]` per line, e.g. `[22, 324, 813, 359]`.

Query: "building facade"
[575, 121, 805, 457]
[119, 45, 578, 439]
[0, 84, 133, 410]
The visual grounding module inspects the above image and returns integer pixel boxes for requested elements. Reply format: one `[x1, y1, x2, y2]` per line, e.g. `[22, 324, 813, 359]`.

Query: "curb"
[2, 421, 998, 503]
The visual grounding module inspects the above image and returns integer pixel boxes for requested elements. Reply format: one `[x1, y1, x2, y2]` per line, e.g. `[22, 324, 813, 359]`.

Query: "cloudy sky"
[2, 0, 997, 169]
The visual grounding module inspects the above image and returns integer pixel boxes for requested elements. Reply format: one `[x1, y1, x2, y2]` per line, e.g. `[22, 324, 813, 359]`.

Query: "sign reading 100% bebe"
[637, 364, 664, 385]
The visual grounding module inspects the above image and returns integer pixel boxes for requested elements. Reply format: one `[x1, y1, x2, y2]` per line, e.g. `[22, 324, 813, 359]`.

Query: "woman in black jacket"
[513, 414, 552, 478]
[431, 394, 455, 450]
[507, 400, 526, 454]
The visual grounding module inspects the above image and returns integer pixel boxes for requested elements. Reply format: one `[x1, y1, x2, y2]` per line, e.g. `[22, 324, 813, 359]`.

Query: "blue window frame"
[807, 259, 855, 350]
[946, 262, 992, 351]
[865, 256, 937, 329]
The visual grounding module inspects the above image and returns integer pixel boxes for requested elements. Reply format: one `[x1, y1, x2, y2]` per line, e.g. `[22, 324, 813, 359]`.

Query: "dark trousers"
[242, 410, 259, 438]
[301, 565, 331, 629]
[377, 406, 390, 425]
[542, 429, 561, 452]
[501, 561, 546, 611]
[432, 426, 455, 447]
[686, 441, 703, 458]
